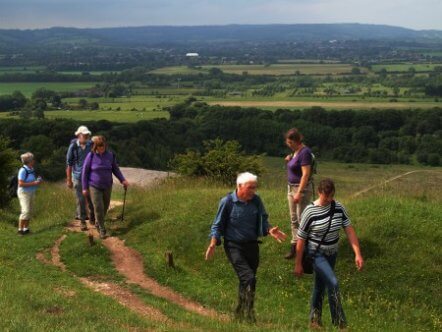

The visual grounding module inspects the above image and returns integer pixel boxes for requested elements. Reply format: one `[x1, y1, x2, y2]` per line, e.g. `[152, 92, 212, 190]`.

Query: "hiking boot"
[234, 288, 246, 322]
[23, 229, 30, 235]
[244, 286, 256, 324]
[284, 244, 296, 259]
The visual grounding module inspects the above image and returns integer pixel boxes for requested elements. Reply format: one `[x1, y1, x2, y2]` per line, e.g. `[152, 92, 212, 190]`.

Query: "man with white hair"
[66, 126, 94, 231]
[205, 172, 287, 323]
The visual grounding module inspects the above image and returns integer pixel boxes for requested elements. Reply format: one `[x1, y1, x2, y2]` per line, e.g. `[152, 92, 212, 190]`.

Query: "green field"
[1, 160, 440, 330]
[0, 82, 98, 97]
[151, 63, 360, 76]
[372, 63, 442, 72]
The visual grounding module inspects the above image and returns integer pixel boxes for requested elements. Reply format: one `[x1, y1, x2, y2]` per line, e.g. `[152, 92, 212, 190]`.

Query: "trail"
[350, 169, 441, 199]
[67, 212, 225, 320]
[37, 233, 170, 325]
[37, 193, 226, 326]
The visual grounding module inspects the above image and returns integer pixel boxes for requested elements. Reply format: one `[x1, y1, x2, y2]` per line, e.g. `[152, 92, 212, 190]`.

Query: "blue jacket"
[209, 191, 271, 244]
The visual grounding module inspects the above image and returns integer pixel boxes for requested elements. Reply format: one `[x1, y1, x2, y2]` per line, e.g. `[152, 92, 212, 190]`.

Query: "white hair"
[20, 152, 34, 165]
[236, 172, 258, 186]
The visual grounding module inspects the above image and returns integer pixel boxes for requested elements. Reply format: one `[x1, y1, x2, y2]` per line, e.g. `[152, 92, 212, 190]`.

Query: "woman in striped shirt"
[294, 178, 364, 330]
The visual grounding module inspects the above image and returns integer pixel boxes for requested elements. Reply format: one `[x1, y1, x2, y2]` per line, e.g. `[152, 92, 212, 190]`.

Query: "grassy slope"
[113, 160, 442, 331]
[0, 161, 440, 331]
[0, 184, 155, 331]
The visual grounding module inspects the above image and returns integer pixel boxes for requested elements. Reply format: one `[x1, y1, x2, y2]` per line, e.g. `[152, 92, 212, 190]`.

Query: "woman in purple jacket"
[82, 135, 129, 238]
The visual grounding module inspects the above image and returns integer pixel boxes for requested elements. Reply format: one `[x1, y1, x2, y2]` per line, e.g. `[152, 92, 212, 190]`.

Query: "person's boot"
[244, 285, 256, 324]
[310, 310, 323, 330]
[234, 288, 246, 321]
[284, 244, 296, 259]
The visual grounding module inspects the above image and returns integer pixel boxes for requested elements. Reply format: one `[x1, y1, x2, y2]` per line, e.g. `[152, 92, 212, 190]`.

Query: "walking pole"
[121, 187, 127, 222]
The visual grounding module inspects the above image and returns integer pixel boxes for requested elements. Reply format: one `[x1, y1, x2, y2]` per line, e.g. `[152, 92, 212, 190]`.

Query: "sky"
[0, 0, 441, 30]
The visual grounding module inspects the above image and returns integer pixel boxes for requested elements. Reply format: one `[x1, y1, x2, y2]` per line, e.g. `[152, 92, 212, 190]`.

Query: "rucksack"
[8, 167, 33, 198]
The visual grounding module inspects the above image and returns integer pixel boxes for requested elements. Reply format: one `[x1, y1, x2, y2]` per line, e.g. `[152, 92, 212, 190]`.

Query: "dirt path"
[66, 212, 225, 320]
[350, 170, 441, 199]
[37, 234, 170, 324]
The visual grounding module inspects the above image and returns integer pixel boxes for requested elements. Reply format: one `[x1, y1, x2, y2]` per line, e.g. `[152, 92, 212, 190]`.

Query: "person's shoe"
[284, 244, 296, 259]
[80, 222, 88, 231]
[75, 216, 81, 221]
[23, 229, 30, 235]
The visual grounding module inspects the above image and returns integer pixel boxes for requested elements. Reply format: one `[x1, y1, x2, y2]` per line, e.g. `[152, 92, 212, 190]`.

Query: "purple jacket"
[82, 151, 125, 190]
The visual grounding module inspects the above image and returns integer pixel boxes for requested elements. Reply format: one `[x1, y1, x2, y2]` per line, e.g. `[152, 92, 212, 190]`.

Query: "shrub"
[173, 139, 264, 184]
[0, 137, 19, 207]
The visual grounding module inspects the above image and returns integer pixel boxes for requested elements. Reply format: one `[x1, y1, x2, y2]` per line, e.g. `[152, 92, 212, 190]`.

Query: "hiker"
[205, 172, 287, 323]
[284, 128, 314, 259]
[294, 178, 364, 329]
[17, 152, 42, 235]
[66, 125, 95, 231]
[81, 135, 129, 239]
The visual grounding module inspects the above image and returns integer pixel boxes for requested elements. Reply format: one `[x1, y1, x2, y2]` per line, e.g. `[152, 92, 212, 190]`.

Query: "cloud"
[0, 0, 440, 30]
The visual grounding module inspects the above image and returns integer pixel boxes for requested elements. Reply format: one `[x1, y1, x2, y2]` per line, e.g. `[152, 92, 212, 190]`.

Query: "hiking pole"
[121, 187, 127, 222]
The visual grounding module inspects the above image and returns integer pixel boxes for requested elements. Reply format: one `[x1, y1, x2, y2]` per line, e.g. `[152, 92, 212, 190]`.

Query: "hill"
[1, 23, 442, 48]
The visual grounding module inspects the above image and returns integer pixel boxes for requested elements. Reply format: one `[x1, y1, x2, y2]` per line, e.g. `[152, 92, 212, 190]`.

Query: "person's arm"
[345, 225, 364, 271]
[81, 153, 92, 195]
[18, 180, 40, 187]
[111, 154, 128, 188]
[205, 198, 228, 260]
[66, 144, 74, 188]
[294, 207, 311, 276]
[294, 239, 306, 276]
[293, 152, 312, 203]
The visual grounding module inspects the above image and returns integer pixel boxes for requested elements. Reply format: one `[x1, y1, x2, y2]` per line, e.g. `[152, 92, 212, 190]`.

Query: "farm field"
[150, 63, 362, 76]
[0, 82, 98, 97]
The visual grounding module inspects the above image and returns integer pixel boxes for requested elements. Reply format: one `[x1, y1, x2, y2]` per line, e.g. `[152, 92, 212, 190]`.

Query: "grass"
[0, 161, 441, 330]
[106, 160, 441, 331]
[0, 82, 97, 97]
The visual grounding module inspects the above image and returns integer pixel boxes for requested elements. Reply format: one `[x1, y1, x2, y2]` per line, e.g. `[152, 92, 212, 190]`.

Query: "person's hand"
[294, 263, 304, 277]
[122, 180, 129, 190]
[293, 192, 301, 204]
[355, 254, 364, 271]
[66, 179, 73, 189]
[269, 226, 287, 243]
[205, 245, 216, 261]
[82, 189, 89, 197]
[285, 154, 292, 162]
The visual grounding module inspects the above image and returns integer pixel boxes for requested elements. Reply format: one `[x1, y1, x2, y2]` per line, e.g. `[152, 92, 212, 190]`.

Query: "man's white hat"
[75, 126, 91, 136]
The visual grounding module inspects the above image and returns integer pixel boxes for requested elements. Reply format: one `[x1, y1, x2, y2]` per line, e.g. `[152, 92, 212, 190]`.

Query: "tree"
[0, 137, 19, 207]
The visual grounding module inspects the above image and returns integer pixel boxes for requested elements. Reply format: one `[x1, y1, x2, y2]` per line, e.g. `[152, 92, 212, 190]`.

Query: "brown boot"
[284, 244, 296, 259]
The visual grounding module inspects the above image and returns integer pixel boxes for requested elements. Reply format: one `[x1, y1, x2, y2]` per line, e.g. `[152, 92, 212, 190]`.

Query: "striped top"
[297, 201, 351, 255]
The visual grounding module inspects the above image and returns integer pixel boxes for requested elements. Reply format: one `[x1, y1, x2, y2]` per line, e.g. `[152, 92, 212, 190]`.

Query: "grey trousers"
[287, 182, 313, 244]
[73, 178, 95, 222]
[90, 186, 112, 235]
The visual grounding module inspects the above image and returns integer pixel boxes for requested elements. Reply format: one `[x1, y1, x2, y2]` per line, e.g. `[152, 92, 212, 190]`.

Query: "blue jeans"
[310, 250, 347, 327]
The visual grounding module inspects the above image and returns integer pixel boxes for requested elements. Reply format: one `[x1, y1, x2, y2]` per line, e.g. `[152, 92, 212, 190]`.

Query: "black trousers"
[224, 241, 260, 292]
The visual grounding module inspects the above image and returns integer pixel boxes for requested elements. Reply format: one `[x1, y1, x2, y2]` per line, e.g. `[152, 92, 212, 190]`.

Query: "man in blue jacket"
[205, 172, 287, 323]
[66, 126, 94, 231]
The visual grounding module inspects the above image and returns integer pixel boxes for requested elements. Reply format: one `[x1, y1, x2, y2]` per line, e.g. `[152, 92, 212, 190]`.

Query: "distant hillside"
[1, 23, 441, 48]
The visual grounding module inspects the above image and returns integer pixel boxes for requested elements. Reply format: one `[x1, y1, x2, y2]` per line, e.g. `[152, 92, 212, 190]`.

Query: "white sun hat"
[75, 126, 91, 136]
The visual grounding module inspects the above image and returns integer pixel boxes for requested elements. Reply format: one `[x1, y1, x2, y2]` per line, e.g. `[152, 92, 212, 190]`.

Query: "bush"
[0, 137, 19, 207]
[173, 139, 264, 184]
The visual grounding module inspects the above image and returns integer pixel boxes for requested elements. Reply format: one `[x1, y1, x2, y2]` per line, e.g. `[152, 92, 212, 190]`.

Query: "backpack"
[8, 167, 32, 198]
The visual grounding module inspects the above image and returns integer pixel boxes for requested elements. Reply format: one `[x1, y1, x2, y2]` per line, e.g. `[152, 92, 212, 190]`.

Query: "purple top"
[82, 151, 125, 190]
[287, 146, 313, 184]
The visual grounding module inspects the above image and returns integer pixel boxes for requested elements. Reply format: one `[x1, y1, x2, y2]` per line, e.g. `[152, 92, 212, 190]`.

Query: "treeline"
[0, 101, 440, 182]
